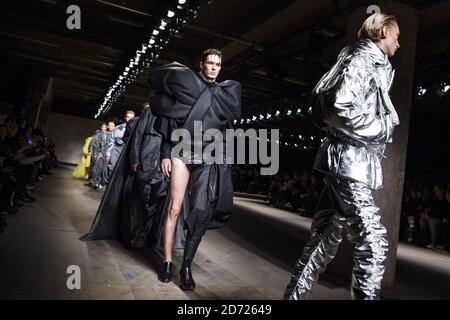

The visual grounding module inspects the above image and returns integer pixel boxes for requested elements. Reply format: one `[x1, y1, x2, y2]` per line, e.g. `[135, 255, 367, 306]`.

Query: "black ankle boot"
[179, 265, 196, 290]
[158, 262, 173, 283]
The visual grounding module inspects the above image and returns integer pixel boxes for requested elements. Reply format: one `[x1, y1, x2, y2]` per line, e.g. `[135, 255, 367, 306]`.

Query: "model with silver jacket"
[284, 13, 401, 300]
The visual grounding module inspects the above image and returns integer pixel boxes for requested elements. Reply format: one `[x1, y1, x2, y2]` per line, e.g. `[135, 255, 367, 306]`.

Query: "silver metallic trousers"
[284, 175, 388, 300]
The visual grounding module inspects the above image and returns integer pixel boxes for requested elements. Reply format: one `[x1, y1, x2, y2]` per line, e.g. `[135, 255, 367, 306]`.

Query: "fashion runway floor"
[0, 166, 449, 300]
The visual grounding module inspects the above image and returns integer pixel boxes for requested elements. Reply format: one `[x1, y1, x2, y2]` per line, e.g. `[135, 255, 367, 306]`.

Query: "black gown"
[149, 62, 241, 237]
[80, 107, 188, 250]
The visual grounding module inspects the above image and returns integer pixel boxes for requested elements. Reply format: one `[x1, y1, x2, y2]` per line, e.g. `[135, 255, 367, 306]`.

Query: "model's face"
[101, 125, 107, 132]
[378, 23, 400, 57]
[200, 54, 221, 83]
[124, 113, 134, 123]
[107, 122, 115, 131]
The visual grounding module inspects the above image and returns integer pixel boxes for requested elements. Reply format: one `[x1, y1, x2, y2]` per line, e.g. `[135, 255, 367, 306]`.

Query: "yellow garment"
[72, 137, 92, 180]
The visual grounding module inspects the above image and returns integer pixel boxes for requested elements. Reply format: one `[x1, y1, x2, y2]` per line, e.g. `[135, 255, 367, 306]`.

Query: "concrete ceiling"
[0, 0, 449, 121]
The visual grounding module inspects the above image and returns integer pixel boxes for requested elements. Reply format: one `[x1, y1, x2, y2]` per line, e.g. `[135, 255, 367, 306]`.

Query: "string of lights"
[233, 103, 325, 151]
[416, 81, 450, 98]
[94, 0, 199, 118]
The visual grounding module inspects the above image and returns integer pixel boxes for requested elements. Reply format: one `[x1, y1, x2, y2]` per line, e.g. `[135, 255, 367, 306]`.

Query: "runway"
[0, 165, 449, 300]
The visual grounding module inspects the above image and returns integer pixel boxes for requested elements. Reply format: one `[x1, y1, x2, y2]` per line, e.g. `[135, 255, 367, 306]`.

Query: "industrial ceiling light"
[417, 86, 427, 97]
[438, 82, 450, 97]
[95, 1, 199, 118]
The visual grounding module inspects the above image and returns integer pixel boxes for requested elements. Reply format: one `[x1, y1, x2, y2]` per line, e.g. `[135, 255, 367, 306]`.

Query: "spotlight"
[417, 86, 427, 97]
[167, 10, 175, 18]
[438, 82, 450, 97]
[275, 110, 280, 117]
[443, 83, 450, 93]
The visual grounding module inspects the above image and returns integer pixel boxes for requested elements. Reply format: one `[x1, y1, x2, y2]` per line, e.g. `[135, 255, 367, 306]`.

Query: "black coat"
[148, 62, 241, 232]
[80, 108, 188, 249]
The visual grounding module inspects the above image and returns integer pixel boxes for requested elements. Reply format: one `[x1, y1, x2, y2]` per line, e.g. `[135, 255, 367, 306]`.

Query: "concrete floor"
[0, 166, 449, 300]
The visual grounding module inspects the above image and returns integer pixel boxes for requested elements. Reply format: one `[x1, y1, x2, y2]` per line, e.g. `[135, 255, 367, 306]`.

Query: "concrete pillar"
[35, 78, 54, 129]
[344, 2, 418, 287]
[26, 78, 49, 127]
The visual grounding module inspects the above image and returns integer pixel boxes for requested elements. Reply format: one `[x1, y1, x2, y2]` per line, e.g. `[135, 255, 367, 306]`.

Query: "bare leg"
[163, 158, 190, 262]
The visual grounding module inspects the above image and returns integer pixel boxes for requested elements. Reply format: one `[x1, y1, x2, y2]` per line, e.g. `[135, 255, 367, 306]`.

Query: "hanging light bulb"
[417, 86, 427, 97]
[167, 10, 175, 18]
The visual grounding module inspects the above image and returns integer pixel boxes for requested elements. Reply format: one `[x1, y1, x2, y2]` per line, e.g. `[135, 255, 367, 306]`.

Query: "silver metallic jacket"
[312, 38, 399, 190]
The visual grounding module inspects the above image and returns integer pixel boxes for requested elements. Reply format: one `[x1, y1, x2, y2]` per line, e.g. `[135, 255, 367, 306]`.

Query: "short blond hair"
[357, 13, 398, 41]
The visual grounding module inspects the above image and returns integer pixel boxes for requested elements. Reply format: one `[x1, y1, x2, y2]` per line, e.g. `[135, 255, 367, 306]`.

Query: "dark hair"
[201, 48, 222, 63]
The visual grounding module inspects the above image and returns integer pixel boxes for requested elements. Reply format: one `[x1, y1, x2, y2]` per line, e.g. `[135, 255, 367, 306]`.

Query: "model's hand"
[160, 158, 171, 177]
[105, 156, 110, 164]
[131, 163, 140, 173]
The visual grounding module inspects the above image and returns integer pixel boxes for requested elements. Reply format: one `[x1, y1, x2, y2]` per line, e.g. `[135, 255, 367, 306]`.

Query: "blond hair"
[357, 13, 398, 41]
